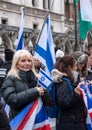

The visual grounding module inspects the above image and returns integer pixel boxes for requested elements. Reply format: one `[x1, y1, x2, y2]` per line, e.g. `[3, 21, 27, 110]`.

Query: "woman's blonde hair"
[7, 50, 35, 78]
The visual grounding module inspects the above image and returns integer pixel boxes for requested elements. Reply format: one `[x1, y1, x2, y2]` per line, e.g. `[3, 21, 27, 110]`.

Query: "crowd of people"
[0, 44, 92, 130]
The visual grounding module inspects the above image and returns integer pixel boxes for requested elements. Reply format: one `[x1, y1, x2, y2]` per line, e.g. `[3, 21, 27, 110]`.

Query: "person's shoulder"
[5, 75, 16, 82]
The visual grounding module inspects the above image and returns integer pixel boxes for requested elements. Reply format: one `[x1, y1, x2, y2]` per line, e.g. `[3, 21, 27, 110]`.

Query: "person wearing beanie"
[71, 51, 84, 61]
[55, 49, 64, 61]
[77, 54, 88, 78]
[5, 49, 14, 61]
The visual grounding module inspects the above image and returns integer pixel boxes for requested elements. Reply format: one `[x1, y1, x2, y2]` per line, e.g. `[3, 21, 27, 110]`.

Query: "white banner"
[80, 0, 92, 23]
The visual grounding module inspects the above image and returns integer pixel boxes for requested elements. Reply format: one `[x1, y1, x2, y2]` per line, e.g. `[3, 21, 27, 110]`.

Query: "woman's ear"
[68, 65, 71, 70]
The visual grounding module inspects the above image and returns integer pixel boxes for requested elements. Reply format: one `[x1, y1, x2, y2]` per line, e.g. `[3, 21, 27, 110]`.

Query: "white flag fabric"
[34, 14, 56, 75]
[16, 8, 24, 50]
[38, 69, 53, 89]
[80, 0, 92, 23]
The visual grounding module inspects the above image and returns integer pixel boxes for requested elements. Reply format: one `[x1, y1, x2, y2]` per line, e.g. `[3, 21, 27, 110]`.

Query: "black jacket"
[0, 102, 11, 130]
[1, 70, 53, 120]
[55, 79, 87, 130]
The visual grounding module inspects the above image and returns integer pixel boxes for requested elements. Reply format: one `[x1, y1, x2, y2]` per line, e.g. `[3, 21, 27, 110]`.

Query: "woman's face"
[77, 62, 85, 71]
[16, 55, 32, 72]
[69, 62, 77, 71]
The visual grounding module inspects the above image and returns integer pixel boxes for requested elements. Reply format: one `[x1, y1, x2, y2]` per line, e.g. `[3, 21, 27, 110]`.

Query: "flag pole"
[74, 0, 78, 51]
[35, 0, 55, 45]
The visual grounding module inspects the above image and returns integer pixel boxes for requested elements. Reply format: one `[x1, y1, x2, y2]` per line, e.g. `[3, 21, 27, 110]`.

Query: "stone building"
[0, 0, 80, 58]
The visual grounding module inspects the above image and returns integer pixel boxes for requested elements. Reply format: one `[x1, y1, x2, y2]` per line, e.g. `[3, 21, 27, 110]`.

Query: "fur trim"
[51, 69, 67, 83]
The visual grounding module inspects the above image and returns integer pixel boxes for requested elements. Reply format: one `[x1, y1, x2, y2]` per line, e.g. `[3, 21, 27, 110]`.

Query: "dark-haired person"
[88, 44, 92, 54]
[52, 55, 87, 130]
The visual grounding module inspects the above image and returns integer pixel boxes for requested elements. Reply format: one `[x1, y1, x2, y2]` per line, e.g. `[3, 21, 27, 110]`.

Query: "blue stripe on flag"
[38, 80, 48, 89]
[46, 41, 54, 72]
[35, 105, 48, 124]
[16, 33, 24, 50]
[35, 44, 46, 60]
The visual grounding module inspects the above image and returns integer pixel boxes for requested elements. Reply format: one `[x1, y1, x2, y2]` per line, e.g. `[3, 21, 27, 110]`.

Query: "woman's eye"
[21, 60, 26, 62]
[28, 60, 31, 62]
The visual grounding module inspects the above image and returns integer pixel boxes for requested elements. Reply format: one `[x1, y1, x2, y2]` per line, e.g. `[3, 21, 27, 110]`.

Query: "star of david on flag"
[38, 69, 53, 90]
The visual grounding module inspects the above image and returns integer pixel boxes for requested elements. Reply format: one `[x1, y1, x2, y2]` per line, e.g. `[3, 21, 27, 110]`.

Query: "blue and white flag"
[38, 69, 53, 90]
[16, 7, 24, 50]
[80, 82, 92, 130]
[34, 14, 56, 75]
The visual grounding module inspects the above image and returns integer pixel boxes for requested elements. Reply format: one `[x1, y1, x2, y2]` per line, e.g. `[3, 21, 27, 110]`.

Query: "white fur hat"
[56, 49, 64, 58]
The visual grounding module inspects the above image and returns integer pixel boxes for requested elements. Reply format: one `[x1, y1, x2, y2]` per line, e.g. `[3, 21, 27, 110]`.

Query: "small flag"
[16, 7, 24, 50]
[38, 69, 53, 90]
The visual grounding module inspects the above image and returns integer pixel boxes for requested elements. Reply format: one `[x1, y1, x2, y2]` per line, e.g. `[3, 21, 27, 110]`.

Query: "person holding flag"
[1, 50, 53, 130]
[53, 55, 87, 130]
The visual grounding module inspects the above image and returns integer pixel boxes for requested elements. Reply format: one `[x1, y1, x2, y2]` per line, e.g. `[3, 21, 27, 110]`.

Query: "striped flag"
[80, 82, 92, 130]
[34, 14, 56, 75]
[38, 69, 53, 90]
[10, 98, 51, 130]
[16, 7, 24, 50]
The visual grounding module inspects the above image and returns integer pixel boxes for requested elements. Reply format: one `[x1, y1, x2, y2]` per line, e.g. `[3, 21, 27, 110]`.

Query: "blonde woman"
[1, 50, 53, 120]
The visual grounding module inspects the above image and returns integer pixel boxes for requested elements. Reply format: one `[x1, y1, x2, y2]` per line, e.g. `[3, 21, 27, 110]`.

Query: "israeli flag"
[38, 69, 53, 90]
[34, 14, 56, 75]
[16, 7, 24, 50]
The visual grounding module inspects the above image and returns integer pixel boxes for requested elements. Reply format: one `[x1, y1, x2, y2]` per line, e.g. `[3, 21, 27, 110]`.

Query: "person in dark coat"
[0, 58, 4, 100]
[0, 49, 14, 87]
[2, 48, 14, 73]
[52, 55, 87, 130]
[0, 49, 14, 104]
[0, 101, 11, 130]
[1, 50, 53, 120]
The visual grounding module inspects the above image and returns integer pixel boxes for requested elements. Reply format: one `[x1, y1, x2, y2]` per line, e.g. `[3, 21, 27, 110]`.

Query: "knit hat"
[55, 49, 64, 58]
[78, 54, 88, 77]
[78, 54, 88, 64]
[72, 51, 84, 61]
[4, 49, 14, 61]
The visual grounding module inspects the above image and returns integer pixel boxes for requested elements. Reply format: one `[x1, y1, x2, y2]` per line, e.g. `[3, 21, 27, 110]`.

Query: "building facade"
[0, 0, 80, 58]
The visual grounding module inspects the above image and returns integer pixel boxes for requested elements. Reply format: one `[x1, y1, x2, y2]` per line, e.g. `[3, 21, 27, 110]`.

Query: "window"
[32, 0, 35, 6]
[32, 0, 37, 7]
[64, 0, 70, 20]
[43, 0, 46, 9]
[43, 0, 51, 9]
[33, 23, 38, 29]
[1, 19, 7, 25]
